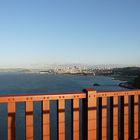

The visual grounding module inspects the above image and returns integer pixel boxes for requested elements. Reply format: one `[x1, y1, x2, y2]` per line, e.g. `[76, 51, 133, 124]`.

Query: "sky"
[0, 0, 140, 68]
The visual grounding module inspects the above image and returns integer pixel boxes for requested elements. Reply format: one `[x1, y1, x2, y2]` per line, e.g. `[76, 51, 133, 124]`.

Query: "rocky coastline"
[112, 75, 140, 89]
[119, 82, 134, 89]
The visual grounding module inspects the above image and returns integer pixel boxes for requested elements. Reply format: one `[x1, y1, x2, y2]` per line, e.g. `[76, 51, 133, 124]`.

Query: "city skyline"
[0, 0, 140, 68]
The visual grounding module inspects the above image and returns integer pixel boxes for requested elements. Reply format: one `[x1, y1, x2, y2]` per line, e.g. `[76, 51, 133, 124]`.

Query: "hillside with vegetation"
[112, 67, 140, 89]
[133, 75, 140, 89]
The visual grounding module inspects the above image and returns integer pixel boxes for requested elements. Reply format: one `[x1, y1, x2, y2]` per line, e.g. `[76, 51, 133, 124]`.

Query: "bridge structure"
[0, 88, 140, 140]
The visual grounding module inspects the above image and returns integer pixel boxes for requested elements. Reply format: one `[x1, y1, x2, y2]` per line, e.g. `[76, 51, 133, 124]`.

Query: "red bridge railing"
[0, 89, 140, 140]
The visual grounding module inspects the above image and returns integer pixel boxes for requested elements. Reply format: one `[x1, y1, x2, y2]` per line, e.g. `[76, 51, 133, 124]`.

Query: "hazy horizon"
[0, 0, 140, 68]
[0, 63, 140, 70]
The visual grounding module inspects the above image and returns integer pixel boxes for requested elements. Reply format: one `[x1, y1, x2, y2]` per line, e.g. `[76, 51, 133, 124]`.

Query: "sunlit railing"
[0, 89, 140, 140]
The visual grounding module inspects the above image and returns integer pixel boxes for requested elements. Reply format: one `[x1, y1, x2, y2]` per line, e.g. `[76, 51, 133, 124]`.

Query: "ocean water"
[0, 72, 125, 95]
[0, 73, 125, 140]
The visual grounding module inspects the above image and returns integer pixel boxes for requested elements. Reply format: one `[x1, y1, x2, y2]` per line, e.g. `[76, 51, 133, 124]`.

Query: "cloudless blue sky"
[0, 0, 140, 68]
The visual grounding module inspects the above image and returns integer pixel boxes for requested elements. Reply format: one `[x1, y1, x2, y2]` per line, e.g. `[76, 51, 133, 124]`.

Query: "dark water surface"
[0, 73, 125, 140]
[0, 72, 125, 94]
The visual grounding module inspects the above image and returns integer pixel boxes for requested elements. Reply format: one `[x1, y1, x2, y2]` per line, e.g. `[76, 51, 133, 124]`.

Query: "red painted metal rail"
[0, 89, 140, 140]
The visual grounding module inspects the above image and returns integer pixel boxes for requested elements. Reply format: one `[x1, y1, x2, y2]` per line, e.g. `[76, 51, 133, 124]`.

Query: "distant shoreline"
[110, 75, 136, 89]
[0, 69, 138, 90]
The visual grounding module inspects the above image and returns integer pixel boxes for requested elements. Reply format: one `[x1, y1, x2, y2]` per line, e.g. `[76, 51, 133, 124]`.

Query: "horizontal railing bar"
[0, 91, 85, 97]
[0, 89, 140, 103]
[96, 90, 140, 97]
[0, 92, 85, 103]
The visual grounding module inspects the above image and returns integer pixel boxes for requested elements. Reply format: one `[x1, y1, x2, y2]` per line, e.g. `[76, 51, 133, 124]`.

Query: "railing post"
[26, 101, 34, 140]
[73, 98, 80, 140]
[83, 89, 97, 140]
[124, 96, 129, 140]
[8, 102, 16, 140]
[134, 95, 138, 139]
[82, 93, 88, 140]
[42, 100, 50, 140]
[113, 96, 119, 139]
[139, 96, 140, 138]
[57, 99, 65, 140]
[101, 96, 107, 139]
